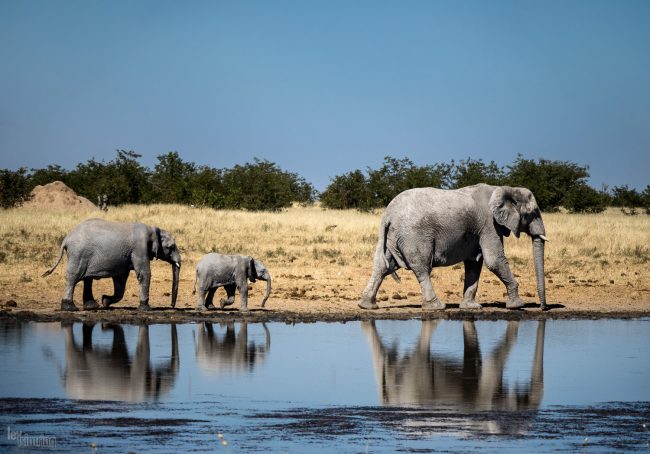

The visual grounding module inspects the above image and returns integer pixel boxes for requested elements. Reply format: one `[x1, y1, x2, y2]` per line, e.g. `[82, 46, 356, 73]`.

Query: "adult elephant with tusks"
[42, 219, 181, 311]
[358, 184, 548, 311]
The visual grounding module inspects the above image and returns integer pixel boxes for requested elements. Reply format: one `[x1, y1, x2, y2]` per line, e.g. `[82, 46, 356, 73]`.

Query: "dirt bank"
[1, 298, 648, 325]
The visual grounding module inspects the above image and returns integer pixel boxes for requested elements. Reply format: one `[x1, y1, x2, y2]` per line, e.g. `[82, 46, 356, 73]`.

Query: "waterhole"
[0, 319, 648, 452]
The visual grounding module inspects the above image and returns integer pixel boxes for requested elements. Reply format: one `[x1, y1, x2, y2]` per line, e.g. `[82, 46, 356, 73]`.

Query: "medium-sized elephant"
[55, 322, 179, 402]
[42, 219, 181, 311]
[358, 184, 548, 311]
[193, 253, 271, 311]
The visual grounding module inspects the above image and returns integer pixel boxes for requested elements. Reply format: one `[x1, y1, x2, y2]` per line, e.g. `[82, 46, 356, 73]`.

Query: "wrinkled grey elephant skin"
[42, 219, 181, 311]
[194, 253, 271, 312]
[362, 319, 545, 435]
[358, 184, 548, 311]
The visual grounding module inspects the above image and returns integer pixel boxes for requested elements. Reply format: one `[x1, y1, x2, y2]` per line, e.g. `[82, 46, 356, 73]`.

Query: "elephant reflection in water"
[362, 320, 545, 435]
[60, 323, 179, 402]
[196, 322, 270, 375]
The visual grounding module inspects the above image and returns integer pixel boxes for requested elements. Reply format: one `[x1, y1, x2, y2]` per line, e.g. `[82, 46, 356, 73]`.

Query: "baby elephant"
[194, 253, 271, 311]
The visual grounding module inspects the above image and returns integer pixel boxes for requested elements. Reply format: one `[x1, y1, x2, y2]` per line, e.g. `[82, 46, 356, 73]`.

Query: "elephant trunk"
[532, 237, 546, 310]
[171, 263, 180, 308]
[261, 275, 271, 308]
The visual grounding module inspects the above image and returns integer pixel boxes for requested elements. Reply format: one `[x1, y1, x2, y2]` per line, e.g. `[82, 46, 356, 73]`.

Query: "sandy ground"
[2, 259, 648, 323]
[1, 202, 648, 324]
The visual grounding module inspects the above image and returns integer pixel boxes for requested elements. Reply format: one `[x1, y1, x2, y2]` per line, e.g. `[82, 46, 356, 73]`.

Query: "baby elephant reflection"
[362, 320, 545, 435]
[60, 323, 179, 402]
[196, 322, 270, 375]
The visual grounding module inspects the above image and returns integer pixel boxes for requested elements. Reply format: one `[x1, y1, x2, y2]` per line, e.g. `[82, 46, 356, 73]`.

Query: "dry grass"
[0, 205, 648, 314]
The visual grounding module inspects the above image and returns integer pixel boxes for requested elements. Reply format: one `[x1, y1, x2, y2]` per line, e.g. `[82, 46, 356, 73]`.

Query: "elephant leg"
[238, 281, 249, 312]
[460, 259, 483, 309]
[462, 321, 481, 380]
[414, 267, 445, 310]
[61, 269, 80, 311]
[133, 258, 152, 311]
[195, 282, 208, 311]
[82, 278, 100, 310]
[205, 287, 217, 310]
[220, 284, 236, 309]
[102, 272, 129, 308]
[358, 245, 394, 310]
[484, 253, 523, 309]
[82, 323, 95, 350]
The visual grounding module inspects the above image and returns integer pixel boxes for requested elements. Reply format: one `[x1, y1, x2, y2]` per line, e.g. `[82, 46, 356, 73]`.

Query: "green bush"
[220, 159, 315, 211]
[0, 168, 31, 208]
[320, 170, 371, 210]
[321, 156, 450, 210]
[450, 158, 506, 188]
[562, 182, 607, 213]
[321, 154, 621, 213]
[506, 155, 591, 212]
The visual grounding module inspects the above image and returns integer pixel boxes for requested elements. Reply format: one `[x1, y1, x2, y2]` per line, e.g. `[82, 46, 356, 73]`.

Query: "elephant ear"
[148, 227, 160, 260]
[247, 257, 257, 283]
[489, 187, 521, 237]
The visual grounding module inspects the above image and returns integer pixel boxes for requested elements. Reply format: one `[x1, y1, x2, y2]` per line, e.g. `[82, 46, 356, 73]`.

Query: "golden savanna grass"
[1, 204, 649, 314]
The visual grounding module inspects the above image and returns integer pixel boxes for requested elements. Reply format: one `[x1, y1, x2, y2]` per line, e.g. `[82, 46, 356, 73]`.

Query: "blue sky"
[1, 0, 648, 191]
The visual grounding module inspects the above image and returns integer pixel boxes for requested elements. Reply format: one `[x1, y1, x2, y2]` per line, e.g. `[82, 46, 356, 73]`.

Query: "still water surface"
[0, 318, 649, 452]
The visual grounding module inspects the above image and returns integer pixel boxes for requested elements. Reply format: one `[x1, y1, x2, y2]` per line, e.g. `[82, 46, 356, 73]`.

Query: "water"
[0, 318, 649, 452]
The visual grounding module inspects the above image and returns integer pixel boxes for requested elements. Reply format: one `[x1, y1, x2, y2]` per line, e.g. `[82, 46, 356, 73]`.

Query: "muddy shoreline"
[2, 304, 648, 324]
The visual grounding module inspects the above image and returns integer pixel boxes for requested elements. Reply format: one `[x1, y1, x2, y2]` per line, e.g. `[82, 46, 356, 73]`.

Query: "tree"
[450, 158, 506, 188]
[148, 152, 196, 204]
[220, 158, 315, 211]
[29, 164, 69, 189]
[320, 170, 371, 210]
[610, 185, 644, 208]
[643, 185, 650, 215]
[189, 165, 224, 208]
[111, 150, 151, 204]
[367, 156, 451, 207]
[562, 182, 607, 213]
[506, 155, 592, 212]
[0, 168, 31, 208]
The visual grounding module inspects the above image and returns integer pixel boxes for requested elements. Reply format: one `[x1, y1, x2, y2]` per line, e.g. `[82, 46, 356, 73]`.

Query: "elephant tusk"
[538, 235, 549, 242]
[174, 262, 181, 268]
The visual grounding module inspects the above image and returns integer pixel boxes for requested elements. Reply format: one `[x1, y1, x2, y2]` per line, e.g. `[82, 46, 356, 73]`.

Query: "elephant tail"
[42, 242, 66, 278]
[192, 270, 197, 295]
[381, 221, 401, 283]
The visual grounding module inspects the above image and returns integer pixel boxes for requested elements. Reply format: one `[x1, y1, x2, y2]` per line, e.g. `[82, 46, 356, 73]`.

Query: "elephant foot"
[358, 298, 379, 310]
[60, 299, 79, 312]
[138, 301, 152, 311]
[206, 302, 216, 310]
[219, 298, 234, 309]
[195, 304, 209, 312]
[422, 299, 446, 310]
[101, 296, 112, 309]
[239, 307, 250, 313]
[506, 297, 525, 309]
[460, 301, 482, 309]
[83, 300, 100, 311]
